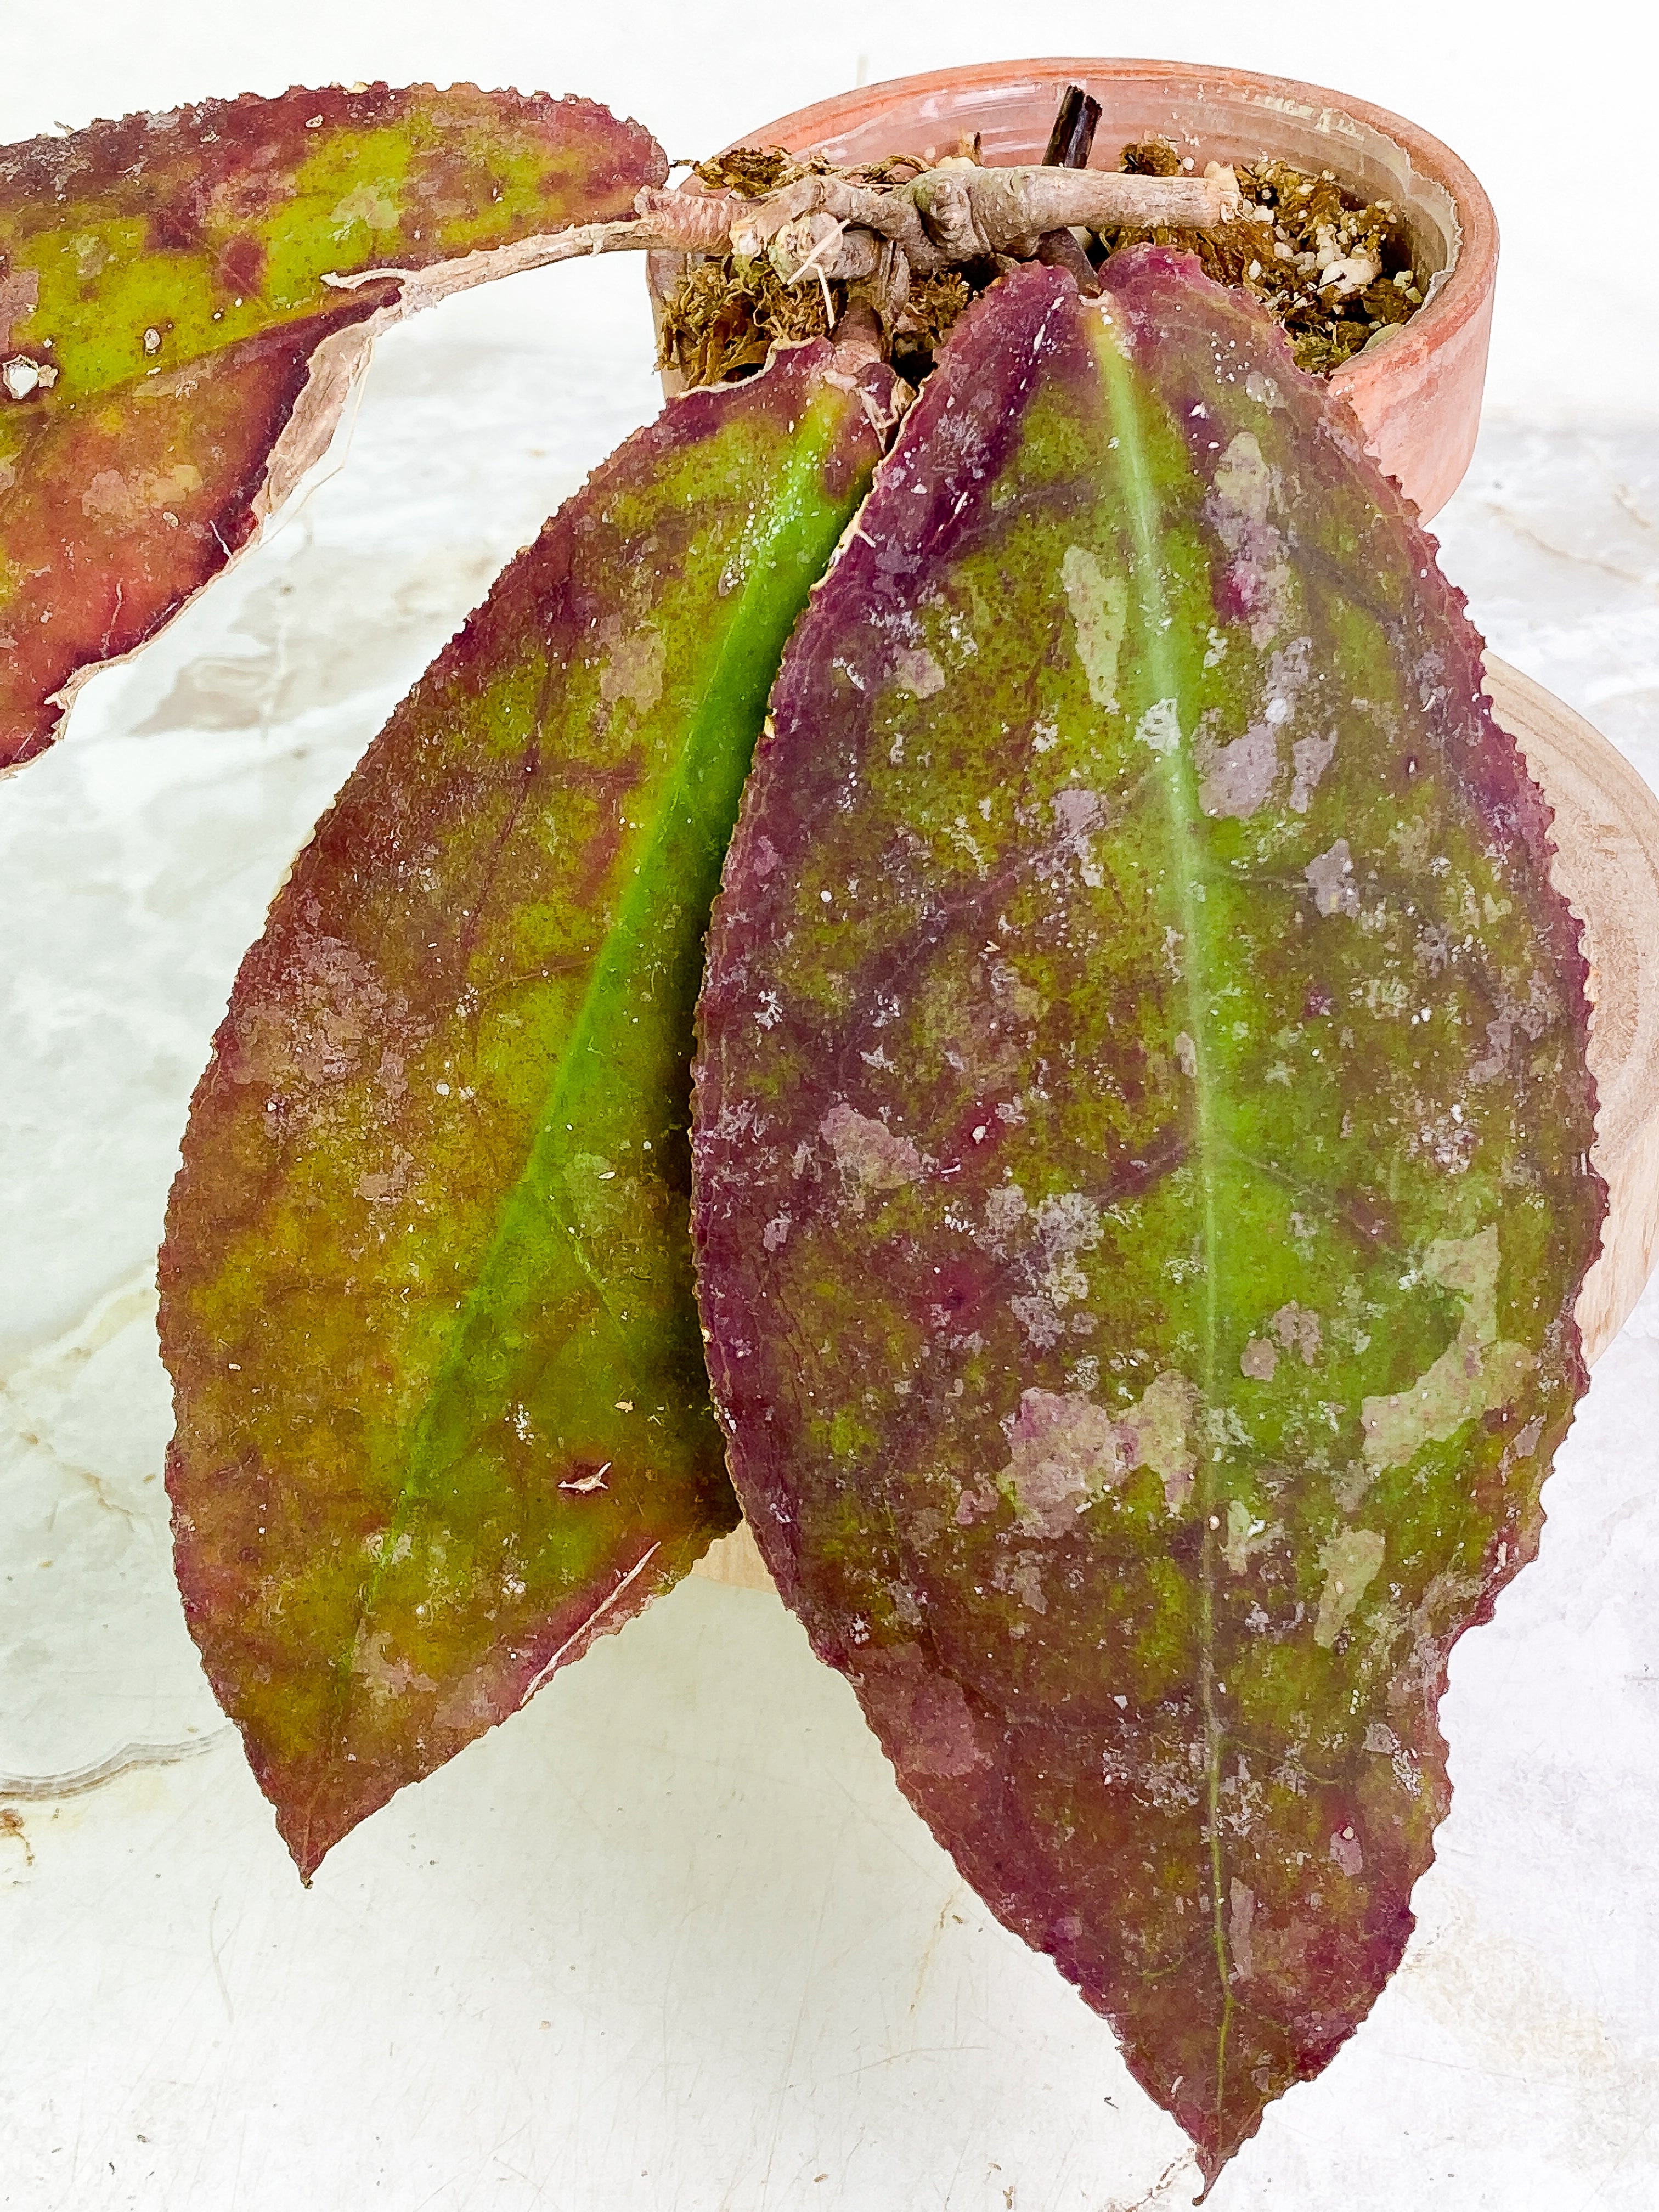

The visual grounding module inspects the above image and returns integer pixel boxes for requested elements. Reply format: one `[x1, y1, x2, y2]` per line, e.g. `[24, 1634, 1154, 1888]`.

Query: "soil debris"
[1103, 139, 1424, 375]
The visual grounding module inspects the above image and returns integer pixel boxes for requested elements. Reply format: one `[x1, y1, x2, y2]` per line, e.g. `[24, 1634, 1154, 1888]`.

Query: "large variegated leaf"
[0, 83, 663, 768]
[160, 338, 899, 1877]
[692, 258, 1603, 2179]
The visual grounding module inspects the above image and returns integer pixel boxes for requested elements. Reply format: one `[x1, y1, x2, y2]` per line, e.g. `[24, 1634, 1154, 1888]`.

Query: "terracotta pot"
[651, 58, 1497, 520]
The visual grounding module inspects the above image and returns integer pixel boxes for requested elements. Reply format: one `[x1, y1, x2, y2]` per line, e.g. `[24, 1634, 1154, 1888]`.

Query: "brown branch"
[1042, 83, 1103, 172]
[326, 159, 1241, 307]
[1035, 81, 1103, 299]
[764, 162, 1237, 286]
[915, 165, 1240, 256]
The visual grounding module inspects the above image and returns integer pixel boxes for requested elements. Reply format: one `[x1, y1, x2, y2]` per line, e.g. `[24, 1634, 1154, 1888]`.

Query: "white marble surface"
[5, 8, 1659, 2207]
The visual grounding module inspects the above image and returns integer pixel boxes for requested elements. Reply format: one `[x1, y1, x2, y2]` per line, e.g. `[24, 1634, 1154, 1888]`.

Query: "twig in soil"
[1042, 82, 1103, 172]
[1035, 81, 1104, 298]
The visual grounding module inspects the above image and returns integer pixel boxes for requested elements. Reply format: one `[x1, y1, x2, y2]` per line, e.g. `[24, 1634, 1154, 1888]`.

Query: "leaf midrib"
[321, 379, 853, 1758]
[1093, 311, 1234, 2128]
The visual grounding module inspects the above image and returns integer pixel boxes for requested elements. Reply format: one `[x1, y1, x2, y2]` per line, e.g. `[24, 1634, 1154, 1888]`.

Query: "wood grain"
[691, 655, 1659, 1593]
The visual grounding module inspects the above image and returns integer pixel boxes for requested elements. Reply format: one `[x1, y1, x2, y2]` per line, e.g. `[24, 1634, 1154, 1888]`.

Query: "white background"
[3, 6, 1657, 2210]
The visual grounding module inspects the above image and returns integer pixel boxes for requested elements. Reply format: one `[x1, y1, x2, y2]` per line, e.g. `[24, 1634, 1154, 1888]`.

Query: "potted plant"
[3, 60, 1656, 2197]
[650, 58, 1498, 521]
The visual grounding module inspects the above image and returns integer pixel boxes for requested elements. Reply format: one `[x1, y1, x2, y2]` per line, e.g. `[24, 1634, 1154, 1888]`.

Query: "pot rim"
[727, 55, 1498, 418]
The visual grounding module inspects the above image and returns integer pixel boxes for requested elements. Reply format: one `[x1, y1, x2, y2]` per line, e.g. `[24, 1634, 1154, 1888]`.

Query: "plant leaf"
[160, 338, 900, 1878]
[0, 83, 664, 768]
[692, 259, 1604, 2180]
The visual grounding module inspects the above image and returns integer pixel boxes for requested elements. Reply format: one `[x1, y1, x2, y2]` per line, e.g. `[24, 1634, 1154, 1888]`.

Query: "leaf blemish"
[1205, 429, 1291, 644]
[1306, 838, 1359, 917]
[1133, 697, 1182, 755]
[353, 1630, 437, 1705]
[983, 1184, 1104, 1349]
[1060, 544, 1127, 710]
[1313, 1526, 1385, 1647]
[892, 645, 945, 697]
[820, 1100, 925, 1210]
[1222, 1499, 1270, 1575]
[1053, 786, 1107, 887]
[1291, 730, 1337, 812]
[1272, 1302, 1322, 1364]
[1361, 1226, 1536, 1469]
[1002, 1388, 1127, 1533]
[1001, 1370, 1201, 1528]
[1198, 721, 1278, 819]
[597, 621, 665, 714]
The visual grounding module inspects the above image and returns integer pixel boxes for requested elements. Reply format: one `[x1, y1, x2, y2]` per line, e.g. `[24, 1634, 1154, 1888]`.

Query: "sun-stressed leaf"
[161, 337, 900, 1877]
[692, 258, 1602, 2180]
[0, 82, 663, 768]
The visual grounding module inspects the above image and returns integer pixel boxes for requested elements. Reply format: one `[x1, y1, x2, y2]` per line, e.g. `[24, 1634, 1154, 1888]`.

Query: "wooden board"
[692, 656, 1659, 1595]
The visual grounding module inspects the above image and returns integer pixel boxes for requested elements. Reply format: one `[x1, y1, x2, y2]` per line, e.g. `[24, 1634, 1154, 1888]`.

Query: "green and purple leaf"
[0, 83, 664, 768]
[692, 258, 1603, 2179]
[160, 338, 899, 1877]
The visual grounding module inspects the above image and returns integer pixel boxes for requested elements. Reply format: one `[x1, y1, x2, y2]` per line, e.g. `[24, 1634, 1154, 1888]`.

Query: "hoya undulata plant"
[0, 78, 1605, 2186]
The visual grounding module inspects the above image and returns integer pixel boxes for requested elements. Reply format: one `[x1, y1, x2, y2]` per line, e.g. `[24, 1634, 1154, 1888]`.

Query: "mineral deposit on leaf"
[161, 338, 896, 1877]
[693, 256, 1603, 2179]
[0, 83, 664, 767]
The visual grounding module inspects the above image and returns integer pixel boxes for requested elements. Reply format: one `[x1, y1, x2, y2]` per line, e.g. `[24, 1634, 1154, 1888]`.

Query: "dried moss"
[1120, 139, 1184, 178]
[658, 251, 977, 391]
[658, 253, 835, 387]
[691, 145, 930, 198]
[692, 146, 828, 198]
[889, 269, 974, 380]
